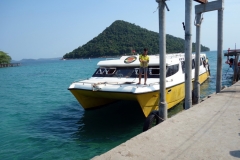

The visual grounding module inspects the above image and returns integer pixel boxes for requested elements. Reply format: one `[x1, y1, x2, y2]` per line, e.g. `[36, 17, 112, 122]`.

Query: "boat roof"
[97, 53, 207, 67]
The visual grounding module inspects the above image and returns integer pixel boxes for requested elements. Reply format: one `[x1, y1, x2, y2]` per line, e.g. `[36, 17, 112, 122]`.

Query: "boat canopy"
[97, 53, 207, 67]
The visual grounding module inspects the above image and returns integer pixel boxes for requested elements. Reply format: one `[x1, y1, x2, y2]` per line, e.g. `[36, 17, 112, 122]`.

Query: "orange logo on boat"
[124, 56, 137, 64]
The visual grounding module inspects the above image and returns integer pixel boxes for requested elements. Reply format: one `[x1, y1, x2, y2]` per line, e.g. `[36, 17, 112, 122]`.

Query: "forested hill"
[63, 20, 210, 59]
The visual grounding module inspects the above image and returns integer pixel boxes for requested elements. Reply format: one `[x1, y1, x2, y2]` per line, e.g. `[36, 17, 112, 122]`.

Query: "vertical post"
[216, 0, 224, 93]
[193, 13, 202, 104]
[233, 54, 239, 83]
[184, 0, 192, 109]
[156, 0, 167, 120]
[237, 54, 240, 81]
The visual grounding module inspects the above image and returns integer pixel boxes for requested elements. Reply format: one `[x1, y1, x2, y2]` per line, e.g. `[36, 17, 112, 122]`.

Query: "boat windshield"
[92, 67, 138, 78]
[166, 64, 179, 77]
[92, 65, 179, 78]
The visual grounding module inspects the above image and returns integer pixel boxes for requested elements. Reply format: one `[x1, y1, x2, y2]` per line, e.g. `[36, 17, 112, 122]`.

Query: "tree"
[0, 51, 12, 64]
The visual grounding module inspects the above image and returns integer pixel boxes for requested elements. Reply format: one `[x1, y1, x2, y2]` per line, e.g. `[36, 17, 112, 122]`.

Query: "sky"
[0, 0, 239, 61]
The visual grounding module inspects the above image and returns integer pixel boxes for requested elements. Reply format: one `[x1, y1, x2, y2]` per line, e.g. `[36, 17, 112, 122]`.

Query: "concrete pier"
[93, 81, 240, 160]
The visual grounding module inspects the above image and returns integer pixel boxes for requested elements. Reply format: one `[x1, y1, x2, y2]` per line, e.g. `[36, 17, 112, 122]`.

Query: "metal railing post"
[184, 0, 193, 109]
[156, 0, 167, 120]
[193, 13, 202, 104]
[216, 0, 224, 93]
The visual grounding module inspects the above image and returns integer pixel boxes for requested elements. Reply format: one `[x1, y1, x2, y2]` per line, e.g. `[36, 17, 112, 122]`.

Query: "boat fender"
[203, 60, 206, 67]
[203, 58, 209, 67]
[142, 111, 163, 132]
[207, 64, 211, 76]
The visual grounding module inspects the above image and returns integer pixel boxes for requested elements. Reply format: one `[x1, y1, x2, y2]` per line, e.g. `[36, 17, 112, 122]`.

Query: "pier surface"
[93, 81, 240, 160]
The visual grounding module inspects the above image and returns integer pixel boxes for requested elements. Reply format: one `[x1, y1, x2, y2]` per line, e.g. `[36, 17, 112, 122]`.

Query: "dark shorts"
[139, 67, 148, 74]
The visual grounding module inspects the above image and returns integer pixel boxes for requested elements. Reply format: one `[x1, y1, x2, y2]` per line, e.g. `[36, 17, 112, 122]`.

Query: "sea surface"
[0, 51, 233, 160]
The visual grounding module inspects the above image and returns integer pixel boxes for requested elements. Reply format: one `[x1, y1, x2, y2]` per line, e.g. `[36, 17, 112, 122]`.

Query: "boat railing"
[73, 80, 132, 86]
[73, 78, 90, 83]
[73, 79, 161, 88]
[106, 58, 119, 60]
[148, 82, 160, 85]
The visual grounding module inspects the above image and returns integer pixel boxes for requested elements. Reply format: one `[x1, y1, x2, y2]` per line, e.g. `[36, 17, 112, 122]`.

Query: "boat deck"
[93, 81, 240, 160]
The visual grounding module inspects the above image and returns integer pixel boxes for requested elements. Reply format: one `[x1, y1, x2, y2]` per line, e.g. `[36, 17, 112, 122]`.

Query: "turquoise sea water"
[0, 51, 233, 160]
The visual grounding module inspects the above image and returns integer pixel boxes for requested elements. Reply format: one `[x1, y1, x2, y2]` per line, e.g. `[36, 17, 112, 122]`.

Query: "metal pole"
[233, 54, 239, 83]
[216, 0, 224, 93]
[237, 54, 240, 81]
[184, 0, 192, 109]
[156, 0, 167, 120]
[193, 13, 202, 104]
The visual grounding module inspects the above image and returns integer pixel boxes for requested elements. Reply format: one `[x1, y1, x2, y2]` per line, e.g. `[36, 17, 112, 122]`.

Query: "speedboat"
[68, 53, 210, 117]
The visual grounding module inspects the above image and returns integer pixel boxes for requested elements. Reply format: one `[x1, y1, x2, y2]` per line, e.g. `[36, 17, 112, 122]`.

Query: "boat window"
[149, 67, 160, 75]
[92, 67, 136, 78]
[134, 68, 139, 75]
[192, 59, 195, 69]
[95, 68, 105, 75]
[113, 68, 134, 77]
[105, 68, 116, 75]
[93, 66, 175, 78]
[166, 64, 179, 77]
[202, 56, 206, 61]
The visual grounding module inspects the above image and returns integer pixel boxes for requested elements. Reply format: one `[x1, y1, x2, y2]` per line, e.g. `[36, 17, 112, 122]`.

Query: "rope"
[153, 0, 170, 13]
[194, 13, 204, 26]
[153, 6, 159, 13]
[224, 67, 230, 79]
[152, 112, 165, 122]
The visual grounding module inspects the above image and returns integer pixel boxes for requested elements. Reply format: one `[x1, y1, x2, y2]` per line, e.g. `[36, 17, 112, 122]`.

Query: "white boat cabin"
[92, 53, 208, 78]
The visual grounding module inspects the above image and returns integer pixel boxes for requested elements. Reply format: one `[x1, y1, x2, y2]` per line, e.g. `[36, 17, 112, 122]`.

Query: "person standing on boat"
[138, 48, 149, 85]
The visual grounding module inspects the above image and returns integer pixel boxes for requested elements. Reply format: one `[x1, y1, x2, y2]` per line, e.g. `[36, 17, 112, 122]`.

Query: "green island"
[0, 51, 11, 63]
[0, 51, 21, 68]
[63, 20, 210, 59]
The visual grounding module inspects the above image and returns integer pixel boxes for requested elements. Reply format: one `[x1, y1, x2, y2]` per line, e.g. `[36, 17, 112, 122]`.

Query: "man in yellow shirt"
[138, 48, 149, 85]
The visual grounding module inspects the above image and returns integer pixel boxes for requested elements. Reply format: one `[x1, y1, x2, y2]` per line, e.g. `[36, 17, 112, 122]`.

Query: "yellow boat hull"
[69, 72, 209, 117]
